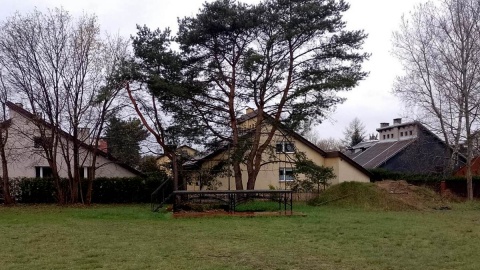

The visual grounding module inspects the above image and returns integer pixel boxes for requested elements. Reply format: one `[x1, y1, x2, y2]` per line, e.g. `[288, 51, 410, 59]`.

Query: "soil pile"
[309, 181, 452, 211]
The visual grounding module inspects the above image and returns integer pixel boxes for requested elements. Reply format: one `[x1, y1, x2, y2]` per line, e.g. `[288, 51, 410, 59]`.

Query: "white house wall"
[2, 107, 137, 178]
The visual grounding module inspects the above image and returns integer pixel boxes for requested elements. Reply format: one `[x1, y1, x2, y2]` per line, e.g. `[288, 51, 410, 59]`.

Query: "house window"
[35, 166, 53, 178]
[400, 132, 403, 136]
[383, 135, 385, 139]
[276, 141, 295, 153]
[410, 130, 413, 135]
[79, 167, 92, 179]
[33, 137, 42, 148]
[33, 136, 52, 148]
[279, 167, 294, 181]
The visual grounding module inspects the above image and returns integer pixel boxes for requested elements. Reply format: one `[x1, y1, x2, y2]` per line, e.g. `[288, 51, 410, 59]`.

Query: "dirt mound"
[375, 180, 449, 210]
[309, 181, 451, 211]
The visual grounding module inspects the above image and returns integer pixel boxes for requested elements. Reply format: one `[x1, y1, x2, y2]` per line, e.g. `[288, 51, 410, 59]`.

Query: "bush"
[16, 177, 58, 203]
[15, 176, 170, 204]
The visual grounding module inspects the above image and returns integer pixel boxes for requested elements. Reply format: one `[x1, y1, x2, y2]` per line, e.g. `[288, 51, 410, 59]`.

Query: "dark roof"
[350, 140, 379, 150]
[347, 139, 415, 169]
[186, 110, 372, 178]
[351, 120, 466, 170]
[6, 101, 145, 177]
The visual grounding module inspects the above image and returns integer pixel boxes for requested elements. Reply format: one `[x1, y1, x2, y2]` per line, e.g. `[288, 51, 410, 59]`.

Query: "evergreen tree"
[105, 116, 149, 167]
[343, 117, 366, 147]
[177, 0, 368, 189]
[128, 0, 368, 190]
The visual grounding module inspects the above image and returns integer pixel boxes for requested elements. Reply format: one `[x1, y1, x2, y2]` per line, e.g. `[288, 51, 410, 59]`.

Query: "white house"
[1, 102, 142, 179]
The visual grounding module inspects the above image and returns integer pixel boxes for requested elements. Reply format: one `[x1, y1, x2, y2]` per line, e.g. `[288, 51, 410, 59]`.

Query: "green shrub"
[16, 177, 59, 203]
[15, 176, 170, 204]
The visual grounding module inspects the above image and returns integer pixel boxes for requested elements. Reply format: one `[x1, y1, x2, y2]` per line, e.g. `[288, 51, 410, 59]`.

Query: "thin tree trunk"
[1, 147, 13, 205]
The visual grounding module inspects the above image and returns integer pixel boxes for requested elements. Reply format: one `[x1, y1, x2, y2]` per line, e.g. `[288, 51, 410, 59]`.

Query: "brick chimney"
[246, 107, 254, 114]
[393, 118, 402, 125]
[380, 122, 389, 128]
[97, 138, 108, 153]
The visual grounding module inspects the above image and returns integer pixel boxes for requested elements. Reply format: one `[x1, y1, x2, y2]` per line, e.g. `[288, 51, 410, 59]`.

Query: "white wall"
[2, 108, 138, 178]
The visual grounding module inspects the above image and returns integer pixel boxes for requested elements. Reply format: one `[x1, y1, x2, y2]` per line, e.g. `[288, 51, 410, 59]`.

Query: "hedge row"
[369, 168, 480, 182]
[369, 168, 480, 197]
[15, 177, 170, 203]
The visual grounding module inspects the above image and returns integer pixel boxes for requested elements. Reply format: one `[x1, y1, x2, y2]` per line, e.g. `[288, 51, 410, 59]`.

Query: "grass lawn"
[1, 203, 480, 270]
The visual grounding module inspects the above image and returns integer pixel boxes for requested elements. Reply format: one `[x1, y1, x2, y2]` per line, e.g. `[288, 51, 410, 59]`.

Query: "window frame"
[275, 141, 295, 153]
[35, 166, 53, 178]
[79, 166, 92, 179]
[279, 167, 294, 182]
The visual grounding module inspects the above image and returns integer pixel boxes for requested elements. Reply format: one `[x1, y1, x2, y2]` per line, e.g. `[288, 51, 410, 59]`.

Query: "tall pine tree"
[105, 116, 148, 167]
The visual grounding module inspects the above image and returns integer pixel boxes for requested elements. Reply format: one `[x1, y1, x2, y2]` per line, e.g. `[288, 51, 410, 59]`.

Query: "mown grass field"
[1, 202, 480, 270]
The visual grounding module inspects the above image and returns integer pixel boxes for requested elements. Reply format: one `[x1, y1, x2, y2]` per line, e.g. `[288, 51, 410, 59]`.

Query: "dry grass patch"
[309, 181, 453, 210]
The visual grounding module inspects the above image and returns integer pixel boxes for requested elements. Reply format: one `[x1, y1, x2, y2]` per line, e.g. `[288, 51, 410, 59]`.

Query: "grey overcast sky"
[0, 0, 425, 140]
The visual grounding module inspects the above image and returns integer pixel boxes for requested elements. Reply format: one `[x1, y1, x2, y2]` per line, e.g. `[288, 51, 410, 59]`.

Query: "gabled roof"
[348, 120, 463, 169]
[186, 110, 372, 177]
[6, 101, 145, 177]
[348, 139, 415, 169]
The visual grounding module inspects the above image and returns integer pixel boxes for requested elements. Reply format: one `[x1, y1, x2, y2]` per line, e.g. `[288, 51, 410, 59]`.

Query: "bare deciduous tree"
[316, 138, 344, 152]
[393, 0, 480, 199]
[0, 8, 127, 204]
[0, 72, 13, 205]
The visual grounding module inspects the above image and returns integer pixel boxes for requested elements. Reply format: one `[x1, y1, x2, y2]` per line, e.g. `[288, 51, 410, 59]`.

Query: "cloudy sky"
[0, 0, 425, 140]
